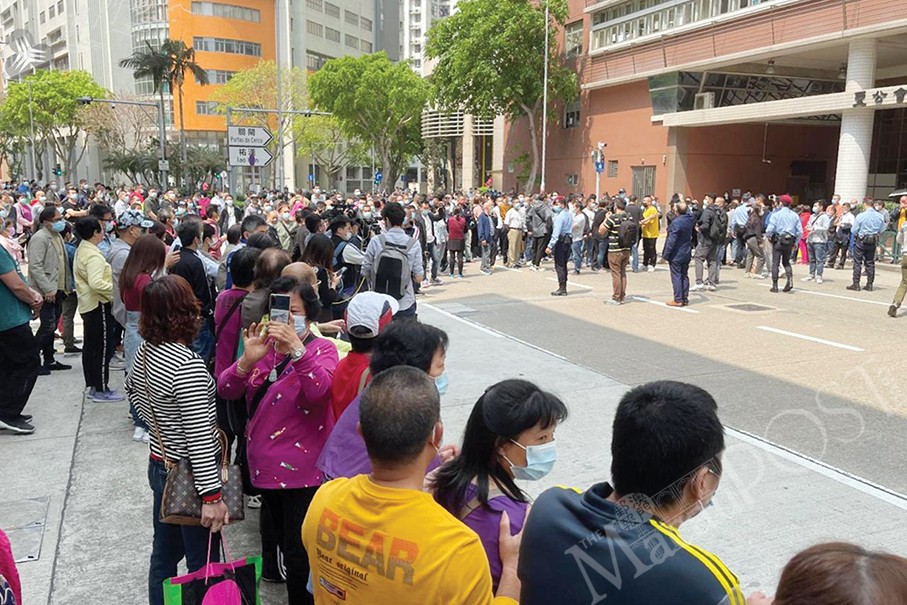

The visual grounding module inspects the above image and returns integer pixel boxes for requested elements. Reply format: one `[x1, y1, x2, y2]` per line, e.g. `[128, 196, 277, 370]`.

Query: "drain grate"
[725, 303, 776, 312]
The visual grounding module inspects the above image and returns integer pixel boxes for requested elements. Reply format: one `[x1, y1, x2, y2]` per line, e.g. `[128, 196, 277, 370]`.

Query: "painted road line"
[630, 295, 700, 313]
[756, 326, 864, 352]
[546, 278, 594, 290]
[498, 265, 522, 273]
[727, 426, 907, 512]
[421, 303, 502, 338]
[755, 282, 890, 307]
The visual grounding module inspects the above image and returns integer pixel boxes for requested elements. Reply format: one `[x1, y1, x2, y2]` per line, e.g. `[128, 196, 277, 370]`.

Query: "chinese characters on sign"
[854, 87, 907, 107]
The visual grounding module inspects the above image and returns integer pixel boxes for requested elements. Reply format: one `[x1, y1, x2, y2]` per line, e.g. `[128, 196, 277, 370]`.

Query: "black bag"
[710, 211, 728, 242]
[779, 233, 796, 246]
[617, 218, 639, 249]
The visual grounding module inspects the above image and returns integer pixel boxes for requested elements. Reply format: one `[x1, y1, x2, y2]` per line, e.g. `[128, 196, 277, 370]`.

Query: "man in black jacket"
[625, 195, 644, 273]
[691, 194, 723, 292]
[169, 219, 216, 359]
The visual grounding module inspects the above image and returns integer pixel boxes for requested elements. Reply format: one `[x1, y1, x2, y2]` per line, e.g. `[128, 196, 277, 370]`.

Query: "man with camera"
[765, 194, 803, 293]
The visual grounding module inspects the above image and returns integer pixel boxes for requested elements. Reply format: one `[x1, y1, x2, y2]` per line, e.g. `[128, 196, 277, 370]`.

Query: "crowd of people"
[1, 178, 907, 605]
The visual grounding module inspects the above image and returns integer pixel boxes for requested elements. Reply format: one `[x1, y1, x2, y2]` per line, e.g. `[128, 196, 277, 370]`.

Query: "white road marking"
[727, 426, 907, 512]
[630, 295, 700, 313]
[498, 265, 522, 273]
[547, 278, 594, 290]
[754, 282, 890, 307]
[756, 326, 864, 352]
[421, 303, 502, 338]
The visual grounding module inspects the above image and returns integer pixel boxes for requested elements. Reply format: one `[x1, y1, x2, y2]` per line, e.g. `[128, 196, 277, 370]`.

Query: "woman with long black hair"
[431, 379, 567, 590]
[301, 233, 340, 323]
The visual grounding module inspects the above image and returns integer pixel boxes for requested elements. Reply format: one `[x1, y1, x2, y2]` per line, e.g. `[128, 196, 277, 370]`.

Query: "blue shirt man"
[732, 203, 750, 228]
[765, 206, 803, 239]
[548, 205, 574, 249]
[851, 203, 887, 237]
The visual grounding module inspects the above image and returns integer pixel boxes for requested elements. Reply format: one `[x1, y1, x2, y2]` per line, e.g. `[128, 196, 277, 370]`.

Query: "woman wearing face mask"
[431, 380, 567, 591]
[301, 234, 340, 323]
[218, 277, 337, 605]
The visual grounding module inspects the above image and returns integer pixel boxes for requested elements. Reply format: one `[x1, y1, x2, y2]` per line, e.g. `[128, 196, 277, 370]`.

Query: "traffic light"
[53, 164, 64, 176]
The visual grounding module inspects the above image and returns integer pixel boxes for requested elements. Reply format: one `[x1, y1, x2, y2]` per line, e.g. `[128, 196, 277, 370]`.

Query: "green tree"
[1, 70, 106, 178]
[309, 52, 428, 190]
[211, 60, 309, 187]
[425, 0, 578, 193]
[119, 41, 171, 134]
[295, 115, 368, 189]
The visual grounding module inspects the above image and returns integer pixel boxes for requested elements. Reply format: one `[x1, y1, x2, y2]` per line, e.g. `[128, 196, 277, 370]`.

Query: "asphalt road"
[418, 250, 907, 495]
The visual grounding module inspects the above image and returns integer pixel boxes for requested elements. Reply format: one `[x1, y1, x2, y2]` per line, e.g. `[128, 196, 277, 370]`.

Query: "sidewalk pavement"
[3, 305, 907, 604]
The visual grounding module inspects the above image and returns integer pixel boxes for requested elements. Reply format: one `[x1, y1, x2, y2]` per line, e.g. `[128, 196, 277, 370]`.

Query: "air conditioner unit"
[694, 92, 715, 110]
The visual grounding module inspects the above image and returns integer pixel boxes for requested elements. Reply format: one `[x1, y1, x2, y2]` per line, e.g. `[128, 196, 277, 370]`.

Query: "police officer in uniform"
[847, 197, 887, 292]
[765, 194, 803, 293]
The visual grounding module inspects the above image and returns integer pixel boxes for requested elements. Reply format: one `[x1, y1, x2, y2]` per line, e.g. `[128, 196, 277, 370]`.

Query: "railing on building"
[586, 0, 902, 86]
[422, 109, 465, 138]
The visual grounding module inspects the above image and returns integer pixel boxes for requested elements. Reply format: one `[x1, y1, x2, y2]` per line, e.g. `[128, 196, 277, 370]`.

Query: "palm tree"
[119, 41, 171, 133]
[161, 39, 209, 166]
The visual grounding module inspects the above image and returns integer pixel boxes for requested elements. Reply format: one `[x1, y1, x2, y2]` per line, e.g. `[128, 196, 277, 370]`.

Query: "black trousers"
[260, 487, 319, 605]
[734, 231, 747, 266]
[553, 238, 570, 290]
[772, 240, 794, 283]
[498, 228, 509, 260]
[36, 291, 64, 365]
[828, 238, 848, 267]
[852, 240, 876, 285]
[81, 302, 116, 391]
[0, 322, 41, 421]
[448, 246, 464, 275]
[642, 238, 658, 267]
[532, 236, 548, 267]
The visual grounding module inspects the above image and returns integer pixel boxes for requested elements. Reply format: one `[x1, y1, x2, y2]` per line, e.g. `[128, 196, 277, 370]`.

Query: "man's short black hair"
[304, 214, 322, 233]
[247, 231, 279, 250]
[230, 246, 260, 289]
[382, 202, 406, 227]
[74, 217, 101, 241]
[89, 204, 113, 220]
[39, 206, 58, 223]
[349, 332, 375, 354]
[369, 321, 448, 375]
[360, 366, 440, 466]
[240, 214, 267, 238]
[177, 217, 201, 247]
[614, 198, 627, 210]
[330, 215, 352, 231]
[611, 381, 724, 507]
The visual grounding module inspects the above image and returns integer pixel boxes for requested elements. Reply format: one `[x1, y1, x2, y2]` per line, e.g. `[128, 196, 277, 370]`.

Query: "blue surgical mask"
[504, 440, 557, 481]
[434, 371, 449, 396]
[552, 206, 562, 214]
[51, 220, 66, 233]
[105, 222, 115, 233]
[293, 315, 307, 336]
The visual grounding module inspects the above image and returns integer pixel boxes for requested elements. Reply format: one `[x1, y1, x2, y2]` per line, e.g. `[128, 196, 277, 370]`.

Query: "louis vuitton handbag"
[142, 350, 245, 526]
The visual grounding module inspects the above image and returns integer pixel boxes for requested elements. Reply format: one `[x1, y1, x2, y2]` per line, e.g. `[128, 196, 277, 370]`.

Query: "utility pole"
[593, 142, 606, 203]
[226, 107, 236, 193]
[27, 82, 36, 179]
[275, 0, 284, 190]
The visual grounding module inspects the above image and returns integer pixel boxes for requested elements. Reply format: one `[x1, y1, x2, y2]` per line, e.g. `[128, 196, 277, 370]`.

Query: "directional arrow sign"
[229, 146, 274, 167]
[227, 125, 273, 147]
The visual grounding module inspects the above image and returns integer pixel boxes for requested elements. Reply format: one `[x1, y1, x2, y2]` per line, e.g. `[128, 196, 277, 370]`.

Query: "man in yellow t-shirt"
[640, 196, 660, 272]
[302, 366, 523, 605]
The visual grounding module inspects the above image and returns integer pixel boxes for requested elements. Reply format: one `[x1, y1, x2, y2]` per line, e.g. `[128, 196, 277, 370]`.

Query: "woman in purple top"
[218, 277, 337, 605]
[431, 379, 568, 591]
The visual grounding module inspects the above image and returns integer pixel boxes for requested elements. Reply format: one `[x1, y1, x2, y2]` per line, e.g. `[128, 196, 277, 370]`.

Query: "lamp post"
[27, 82, 37, 180]
[540, 0, 549, 194]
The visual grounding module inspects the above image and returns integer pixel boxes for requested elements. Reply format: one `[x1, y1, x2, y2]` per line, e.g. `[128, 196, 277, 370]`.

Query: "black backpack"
[710, 210, 728, 242]
[617, 217, 639, 249]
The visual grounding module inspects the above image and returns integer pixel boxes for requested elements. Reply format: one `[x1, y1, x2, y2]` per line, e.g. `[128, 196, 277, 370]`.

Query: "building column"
[462, 114, 475, 191]
[833, 38, 876, 202]
[491, 115, 505, 190]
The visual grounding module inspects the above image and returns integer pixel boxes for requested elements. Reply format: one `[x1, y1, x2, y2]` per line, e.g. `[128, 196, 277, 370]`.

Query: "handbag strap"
[357, 367, 371, 395]
[214, 292, 247, 344]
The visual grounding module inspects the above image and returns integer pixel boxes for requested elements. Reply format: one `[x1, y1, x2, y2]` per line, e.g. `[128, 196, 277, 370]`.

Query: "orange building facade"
[503, 0, 907, 203]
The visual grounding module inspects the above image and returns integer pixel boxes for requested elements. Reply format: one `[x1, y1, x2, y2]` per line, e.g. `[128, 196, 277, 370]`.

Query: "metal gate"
[632, 166, 656, 198]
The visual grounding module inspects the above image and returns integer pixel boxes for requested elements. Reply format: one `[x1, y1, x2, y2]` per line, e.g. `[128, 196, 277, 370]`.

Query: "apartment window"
[307, 20, 323, 36]
[39, 10, 44, 22]
[306, 51, 333, 71]
[196, 101, 219, 115]
[565, 21, 582, 58]
[197, 69, 236, 84]
[566, 174, 579, 187]
[325, 26, 340, 42]
[325, 1, 339, 17]
[306, 0, 322, 10]
[607, 160, 619, 178]
[48, 5, 54, 17]
[344, 10, 358, 25]
[191, 2, 261, 22]
[344, 33, 358, 48]
[193, 36, 261, 56]
[360, 16, 372, 31]
[57, 0, 63, 13]
[361, 40, 372, 52]
[564, 101, 579, 129]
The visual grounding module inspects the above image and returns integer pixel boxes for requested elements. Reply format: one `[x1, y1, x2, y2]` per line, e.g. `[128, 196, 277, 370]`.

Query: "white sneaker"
[690, 284, 705, 292]
[247, 495, 262, 509]
[706, 285, 717, 291]
[647, 266, 655, 273]
[816, 276, 823, 284]
[142, 429, 150, 444]
[802, 276, 815, 282]
[754, 273, 766, 279]
[132, 426, 145, 442]
[109, 357, 126, 371]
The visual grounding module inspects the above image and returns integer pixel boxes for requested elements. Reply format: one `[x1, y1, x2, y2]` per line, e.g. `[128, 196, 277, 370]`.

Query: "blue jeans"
[124, 311, 147, 430]
[192, 319, 214, 361]
[808, 241, 827, 277]
[148, 458, 220, 605]
[394, 303, 417, 320]
[571, 240, 585, 272]
[596, 240, 608, 270]
[631, 242, 639, 272]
